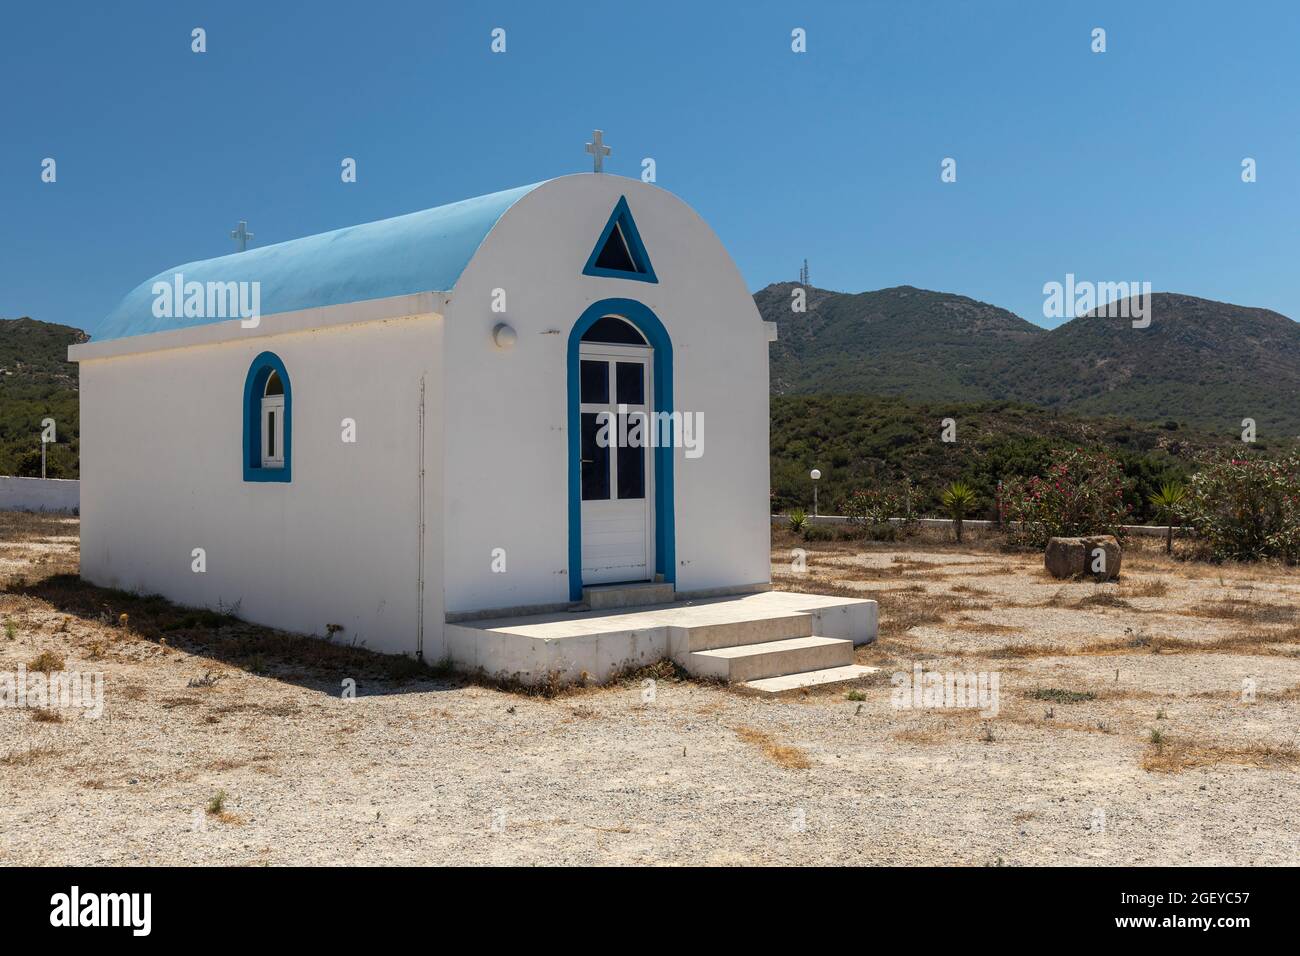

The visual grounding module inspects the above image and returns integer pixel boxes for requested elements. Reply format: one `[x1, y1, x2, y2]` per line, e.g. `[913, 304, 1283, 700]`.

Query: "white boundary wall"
[771, 514, 1185, 538]
[0, 477, 80, 513]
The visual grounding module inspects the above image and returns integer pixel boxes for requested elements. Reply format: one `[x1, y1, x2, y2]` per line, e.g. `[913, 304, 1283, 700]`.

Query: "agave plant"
[941, 481, 978, 543]
[1148, 481, 1188, 555]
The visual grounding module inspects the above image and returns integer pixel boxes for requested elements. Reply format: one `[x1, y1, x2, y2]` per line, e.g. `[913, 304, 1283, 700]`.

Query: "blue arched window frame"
[242, 351, 292, 482]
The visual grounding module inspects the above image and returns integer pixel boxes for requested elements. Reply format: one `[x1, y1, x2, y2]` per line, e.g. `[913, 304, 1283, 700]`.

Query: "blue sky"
[2, 0, 1296, 336]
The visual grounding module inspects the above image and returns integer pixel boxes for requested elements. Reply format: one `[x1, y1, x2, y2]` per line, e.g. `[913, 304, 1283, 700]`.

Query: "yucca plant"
[940, 481, 978, 543]
[788, 508, 808, 534]
[1148, 481, 1187, 555]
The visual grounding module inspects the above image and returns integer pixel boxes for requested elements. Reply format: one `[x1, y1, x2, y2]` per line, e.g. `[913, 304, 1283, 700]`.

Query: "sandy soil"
[1, 512, 1298, 866]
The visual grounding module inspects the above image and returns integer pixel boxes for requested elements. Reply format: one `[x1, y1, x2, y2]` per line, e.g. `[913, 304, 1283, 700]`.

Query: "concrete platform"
[444, 590, 878, 687]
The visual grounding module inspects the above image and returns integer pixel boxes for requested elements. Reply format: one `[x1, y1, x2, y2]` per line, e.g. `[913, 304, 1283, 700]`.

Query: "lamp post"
[810, 468, 821, 517]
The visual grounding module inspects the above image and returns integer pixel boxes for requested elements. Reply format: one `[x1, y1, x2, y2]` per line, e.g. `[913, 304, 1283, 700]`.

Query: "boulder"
[1044, 535, 1122, 581]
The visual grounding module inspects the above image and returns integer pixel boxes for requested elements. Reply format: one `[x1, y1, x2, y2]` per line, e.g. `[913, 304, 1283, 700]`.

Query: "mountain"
[0, 317, 85, 478]
[757, 285, 1300, 436]
[761, 283, 1043, 403]
[990, 294, 1300, 434]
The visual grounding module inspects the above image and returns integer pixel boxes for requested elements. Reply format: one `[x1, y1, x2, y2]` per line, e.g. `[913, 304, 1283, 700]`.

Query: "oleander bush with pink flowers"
[999, 448, 1132, 548]
[1181, 454, 1300, 563]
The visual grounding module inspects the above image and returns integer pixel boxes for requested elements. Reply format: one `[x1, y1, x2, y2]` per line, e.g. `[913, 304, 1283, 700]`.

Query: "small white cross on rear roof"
[231, 220, 254, 252]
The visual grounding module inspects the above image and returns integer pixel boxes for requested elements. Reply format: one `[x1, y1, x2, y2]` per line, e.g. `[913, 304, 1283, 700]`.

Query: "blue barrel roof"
[96, 181, 544, 342]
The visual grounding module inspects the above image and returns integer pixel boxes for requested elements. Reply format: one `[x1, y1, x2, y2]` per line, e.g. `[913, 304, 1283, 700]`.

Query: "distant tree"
[14, 448, 44, 478]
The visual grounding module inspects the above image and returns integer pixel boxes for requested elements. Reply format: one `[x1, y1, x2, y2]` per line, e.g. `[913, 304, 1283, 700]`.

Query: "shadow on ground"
[14, 573, 469, 699]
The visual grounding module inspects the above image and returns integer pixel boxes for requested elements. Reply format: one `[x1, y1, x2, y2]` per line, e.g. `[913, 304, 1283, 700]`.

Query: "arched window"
[243, 352, 292, 482]
[261, 371, 285, 468]
[580, 315, 648, 345]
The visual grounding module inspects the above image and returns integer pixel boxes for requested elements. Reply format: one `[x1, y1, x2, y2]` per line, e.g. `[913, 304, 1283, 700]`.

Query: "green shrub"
[800, 524, 835, 542]
[1000, 447, 1131, 548]
[842, 484, 916, 539]
[843, 486, 903, 525]
[1182, 454, 1300, 563]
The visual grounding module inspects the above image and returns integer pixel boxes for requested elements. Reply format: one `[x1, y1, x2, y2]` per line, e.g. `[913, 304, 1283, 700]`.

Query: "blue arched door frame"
[567, 299, 674, 601]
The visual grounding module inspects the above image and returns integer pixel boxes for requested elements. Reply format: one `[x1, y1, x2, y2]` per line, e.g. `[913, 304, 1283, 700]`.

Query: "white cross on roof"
[585, 130, 611, 173]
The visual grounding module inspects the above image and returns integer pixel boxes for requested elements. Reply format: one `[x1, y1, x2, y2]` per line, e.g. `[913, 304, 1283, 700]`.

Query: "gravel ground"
[1, 513, 1297, 865]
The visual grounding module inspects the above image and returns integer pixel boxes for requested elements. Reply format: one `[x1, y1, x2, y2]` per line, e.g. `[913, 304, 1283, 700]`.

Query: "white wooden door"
[580, 344, 654, 584]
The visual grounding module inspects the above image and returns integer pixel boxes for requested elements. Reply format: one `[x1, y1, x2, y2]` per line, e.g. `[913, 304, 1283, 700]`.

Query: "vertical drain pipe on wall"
[416, 375, 426, 661]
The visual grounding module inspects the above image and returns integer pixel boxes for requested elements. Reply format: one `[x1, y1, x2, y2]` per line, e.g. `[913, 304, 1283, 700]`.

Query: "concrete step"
[741, 664, 880, 694]
[583, 581, 675, 610]
[686, 635, 854, 683]
[678, 612, 813, 653]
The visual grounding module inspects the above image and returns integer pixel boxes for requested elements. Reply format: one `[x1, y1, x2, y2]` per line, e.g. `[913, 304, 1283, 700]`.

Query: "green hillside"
[0, 317, 84, 478]
[757, 284, 1300, 437]
[761, 283, 1043, 403]
[989, 293, 1300, 436]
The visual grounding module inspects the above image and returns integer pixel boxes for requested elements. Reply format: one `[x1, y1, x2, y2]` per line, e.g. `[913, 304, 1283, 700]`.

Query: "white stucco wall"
[77, 314, 444, 657]
[440, 175, 771, 614]
[0, 477, 80, 513]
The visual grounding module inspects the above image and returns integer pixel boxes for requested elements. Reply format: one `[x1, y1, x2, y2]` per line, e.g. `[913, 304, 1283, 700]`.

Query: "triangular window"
[582, 197, 657, 283]
[594, 223, 638, 273]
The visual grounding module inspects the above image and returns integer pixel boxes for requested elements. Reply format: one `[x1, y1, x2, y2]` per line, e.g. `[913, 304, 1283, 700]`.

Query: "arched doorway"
[567, 299, 675, 600]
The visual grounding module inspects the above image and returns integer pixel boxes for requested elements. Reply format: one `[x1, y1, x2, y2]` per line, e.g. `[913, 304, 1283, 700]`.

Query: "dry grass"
[888, 557, 948, 574]
[206, 758, 247, 772]
[1024, 688, 1097, 704]
[27, 649, 65, 673]
[1142, 738, 1300, 774]
[733, 725, 813, 769]
[0, 511, 78, 548]
[1124, 579, 1170, 598]
[7, 571, 459, 688]
[1073, 591, 1135, 610]
[1183, 596, 1297, 626]
[0, 743, 60, 766]
[951, 615, 1020, 634]
[893, 724, 948, 745]
[877, 590, 993, 638]
[984, 625, 1300, 660]
[29, 708, 63, 723]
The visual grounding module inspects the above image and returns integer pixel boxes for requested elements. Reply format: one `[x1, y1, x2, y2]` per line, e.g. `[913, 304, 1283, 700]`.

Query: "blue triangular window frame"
[582, 196, 657, 283]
